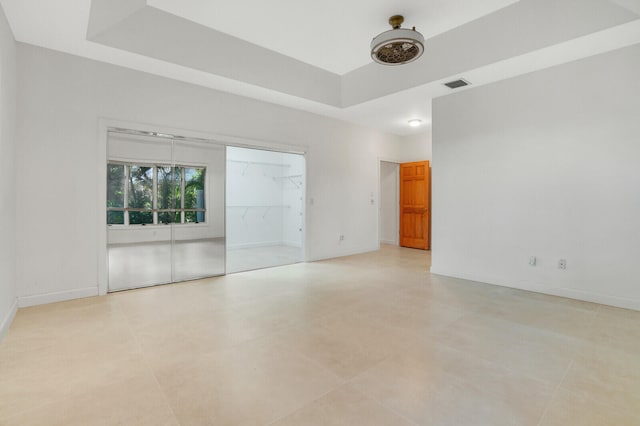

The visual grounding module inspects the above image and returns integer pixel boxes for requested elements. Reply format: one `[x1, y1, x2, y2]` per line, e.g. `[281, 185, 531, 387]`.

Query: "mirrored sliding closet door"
[106, 131, 225, 291]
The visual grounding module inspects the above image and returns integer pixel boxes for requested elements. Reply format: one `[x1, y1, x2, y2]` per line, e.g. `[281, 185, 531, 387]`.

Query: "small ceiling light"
[371, 15, 425, 65]
[408, 119, 422, 127]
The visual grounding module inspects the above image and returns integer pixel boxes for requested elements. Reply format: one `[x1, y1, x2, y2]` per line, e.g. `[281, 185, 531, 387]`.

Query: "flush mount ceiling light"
[371, 15, 425, 65]
[408, 119, 422, 127]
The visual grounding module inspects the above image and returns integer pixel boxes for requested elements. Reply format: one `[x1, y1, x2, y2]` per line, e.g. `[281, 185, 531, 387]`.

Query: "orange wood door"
[399, 161, 430, 250]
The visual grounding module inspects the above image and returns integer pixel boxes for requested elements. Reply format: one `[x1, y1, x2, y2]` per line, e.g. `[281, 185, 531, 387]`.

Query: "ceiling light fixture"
[408, 119, 422, 127]
[371, 15, 425, 66]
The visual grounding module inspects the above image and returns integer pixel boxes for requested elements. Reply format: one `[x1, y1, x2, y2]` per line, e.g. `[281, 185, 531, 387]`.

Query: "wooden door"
[399, 161, 430, 250]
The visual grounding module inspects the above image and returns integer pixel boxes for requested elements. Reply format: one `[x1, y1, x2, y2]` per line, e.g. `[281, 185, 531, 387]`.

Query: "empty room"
[1, 1, 639, 425]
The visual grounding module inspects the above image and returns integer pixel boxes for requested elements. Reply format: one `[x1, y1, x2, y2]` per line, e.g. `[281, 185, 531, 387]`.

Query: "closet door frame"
[97, 118, 307, 296]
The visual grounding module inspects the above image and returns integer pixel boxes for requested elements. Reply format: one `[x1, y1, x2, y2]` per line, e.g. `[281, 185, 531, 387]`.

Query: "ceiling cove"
[2, 0, 639, 135]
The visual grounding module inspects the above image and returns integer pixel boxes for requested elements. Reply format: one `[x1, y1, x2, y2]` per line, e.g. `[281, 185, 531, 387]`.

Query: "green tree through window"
[107, 164, 125, 224]
[107, 163, 206, 225]
[184, 168, 205, 223]
[128, 166, 153, 224]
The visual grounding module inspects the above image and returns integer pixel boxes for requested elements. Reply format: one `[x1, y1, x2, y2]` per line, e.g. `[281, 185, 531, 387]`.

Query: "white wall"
[15, 44, 400, 306]
[432, 44, 640, 311]
[0, 3, 17, 341]
[396, 130, 432, 163]
[379, 162, 399, 245]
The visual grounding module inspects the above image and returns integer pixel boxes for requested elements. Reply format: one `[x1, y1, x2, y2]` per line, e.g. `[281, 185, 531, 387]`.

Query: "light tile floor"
[1, 245, 639, 425]
[226, 244, 303, 273]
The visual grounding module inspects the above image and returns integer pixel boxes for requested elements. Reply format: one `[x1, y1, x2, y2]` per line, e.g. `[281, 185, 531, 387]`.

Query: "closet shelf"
[228, 160, 291, 167]
[228, 160, 291, 176]
[273, 174, 303, 179]
[227, 205, 292, 219]
[272, 174, 303, 189]
[227, 205, 291, 208]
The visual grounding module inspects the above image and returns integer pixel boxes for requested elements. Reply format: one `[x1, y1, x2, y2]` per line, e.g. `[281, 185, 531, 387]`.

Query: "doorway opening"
[379, 159, 431, 255]
[379, 161, 400, 246]
[226, 146, 305, 273]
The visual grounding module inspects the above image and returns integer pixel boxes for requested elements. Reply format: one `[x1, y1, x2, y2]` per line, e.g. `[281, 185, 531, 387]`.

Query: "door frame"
[377, 157, 431, 251]
[378, 160, 400, 246]
[376, 157, 405, 249]
[97, 118, 308, 295]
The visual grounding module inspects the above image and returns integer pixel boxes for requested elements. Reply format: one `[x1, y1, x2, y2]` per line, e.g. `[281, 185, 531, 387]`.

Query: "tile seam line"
[114, 297, 182, 425]
[344, 382, 421, 426]
[262, 385, 340, 426]
[536, 359, 575, 426]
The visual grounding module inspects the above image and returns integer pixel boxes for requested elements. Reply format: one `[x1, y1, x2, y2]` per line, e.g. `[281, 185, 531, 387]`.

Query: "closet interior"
[226, 146, 305, 273]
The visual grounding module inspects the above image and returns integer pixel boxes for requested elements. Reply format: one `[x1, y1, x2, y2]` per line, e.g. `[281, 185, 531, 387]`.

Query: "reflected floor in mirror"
[226, 244, 303, 273]
[108, 238, 226, 290]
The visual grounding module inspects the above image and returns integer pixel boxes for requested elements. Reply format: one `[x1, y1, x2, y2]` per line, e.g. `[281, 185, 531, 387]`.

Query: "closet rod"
[226, 205, 291, 220]
[228, 160, 291, 168]
[273, 174, 303, 179]
[227, 205, 291, 208]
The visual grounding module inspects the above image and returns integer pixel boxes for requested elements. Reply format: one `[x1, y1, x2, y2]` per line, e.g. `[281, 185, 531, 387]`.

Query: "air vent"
[444, 79, 470, 89]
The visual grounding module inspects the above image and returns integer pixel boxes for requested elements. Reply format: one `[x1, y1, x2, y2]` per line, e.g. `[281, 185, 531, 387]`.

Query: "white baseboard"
[430, 267, 640, 312]
[380, 239, 399, 246]
[0, 299, 18, 343]
[18, 287, 99, 308]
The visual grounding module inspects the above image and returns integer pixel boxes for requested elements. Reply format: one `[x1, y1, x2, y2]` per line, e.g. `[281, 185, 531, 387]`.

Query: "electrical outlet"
[529, 256, 536, 266]
[559, 259, 567, 270]
[339, 235, 345, 241]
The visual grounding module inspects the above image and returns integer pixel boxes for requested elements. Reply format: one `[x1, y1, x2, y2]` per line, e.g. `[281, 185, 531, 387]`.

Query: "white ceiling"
[1, 0, 640, 137]
[147, 0, 520, 75]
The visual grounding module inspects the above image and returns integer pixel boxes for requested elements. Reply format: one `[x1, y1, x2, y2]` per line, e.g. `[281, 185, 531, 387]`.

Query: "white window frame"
[107, 161, 206, 226]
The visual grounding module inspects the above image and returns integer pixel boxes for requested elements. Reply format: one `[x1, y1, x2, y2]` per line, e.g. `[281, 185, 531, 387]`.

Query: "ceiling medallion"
[371, 15, 425, 65]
